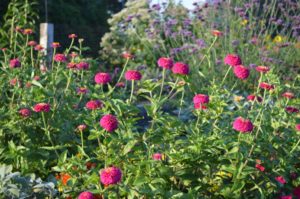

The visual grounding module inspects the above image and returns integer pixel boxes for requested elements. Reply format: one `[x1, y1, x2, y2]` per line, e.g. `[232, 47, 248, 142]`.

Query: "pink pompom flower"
[33, 103, 50, 113]
[296, 124, 300, 131]
[85, 100, 102, 110]
[78, 191, 94, 199]
[282, 92, 295, 99]
[255, 66, 270, 73]
[224, 54, 242, 67]
[193, 94, 209, 104]
[233, 65, 250, 79]
[255, 164, 265, 172]
[279, 196, 292, 199]
[285, 106, 299, 113]
[259, 82, 275, 90]
[54, 54, 67, 62]
[51, 42, 61, 48]
[77, 124, 87, 132]
[247, 95, 263, 103]
[152, 153, 162, 160]
[275, 176, 287, 184]
[100, 166, 122, 186]
[94, 73, 111, 85]
[100, 114, 118, 132]
[233, 117, 253, 133]
[125, 70, 142, 81]
[28, 41, 37, 46]
[77, 62, 89, 70]
[157, 57, 173, 69]
[172, 62, 189, 75]
[77, 87, 88, 95]
[19, 108, 31, 117]
[68, 34, 77, 39]
[9, 58, 21, 68]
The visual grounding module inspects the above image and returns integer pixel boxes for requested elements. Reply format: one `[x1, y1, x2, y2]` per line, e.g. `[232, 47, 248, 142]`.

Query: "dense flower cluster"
[100, 166, 122, 186]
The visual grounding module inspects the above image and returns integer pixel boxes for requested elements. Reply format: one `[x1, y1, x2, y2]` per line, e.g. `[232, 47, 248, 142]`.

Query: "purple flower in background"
[249, 64, 257, 69]
[152, 4, 161, 11]
[232, 40, 240, 46]
[196, 39, 206, 48]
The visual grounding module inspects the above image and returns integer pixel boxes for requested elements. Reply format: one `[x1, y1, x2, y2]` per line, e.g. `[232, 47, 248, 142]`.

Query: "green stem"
[178, 87, 185, 117]
[159, 68, 166, 101]
[129, 80, 135, 103]
[220, 67, 232, 87]
[80, 130, 84, 150]
[41, 112, 59, 158]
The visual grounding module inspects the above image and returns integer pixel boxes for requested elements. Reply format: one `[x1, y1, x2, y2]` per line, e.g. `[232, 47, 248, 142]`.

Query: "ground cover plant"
[0, 0, 300, 198]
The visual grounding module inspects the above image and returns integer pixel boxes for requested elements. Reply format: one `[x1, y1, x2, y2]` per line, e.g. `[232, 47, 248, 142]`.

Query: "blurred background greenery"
[0, 0, 126, 56]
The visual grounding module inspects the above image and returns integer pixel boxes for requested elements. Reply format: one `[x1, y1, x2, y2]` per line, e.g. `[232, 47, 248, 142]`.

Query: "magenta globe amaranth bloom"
[9, 58, 21, 68]
[78, 191, 93, 199]
[100, 114, 118, 132]
[233, 65, 250, 79]
[85, 100, 102, 110]
[94, 73, 111, 85]
[54, 54, 67, 62]
[157, 57, 173, 69]
[224, 54, 242, 67]
[100, 166, 122, 186]
[172, 62, 189, 75]
[233, 117, 253, 133]
[33, 103, 51, 113]
[125, 70, 142, 81]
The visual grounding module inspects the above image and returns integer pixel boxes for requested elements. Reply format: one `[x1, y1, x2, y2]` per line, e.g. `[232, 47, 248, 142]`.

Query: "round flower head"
[67, 62, 77, 69]
[100, 166, 122, 186]
[85, 100, 102, 110]
[212, 30, 223, 37]
[77, 87, 88, 95]
[100, 114, 118, 132]
[77, 124, 87, 131]
[125, 70, 142, 81]
[224, 54, 242, 67]
[152, 153, 162, 160]
[193, 94, 209, 104]
[33, 103, 50, 113]
[116, 82, 125, 88]
[279, 196, 292, 199]
[255, 66, 270, 73]
[233, 65, 250, 79]
[78, 191, 93, 199]
[172, 62, 189, 75]
[10, 58, 21, 68]
[51, 42, 61, 48]
[233, 117, 253, 133]
[94, 73, 111, 85]
[77, 62, 89, 70]
[282, 92, 295, 99]
[294, 186, 300, 198]
[23, 28, 33, 35]
[34, 45, 44, 51]
[157, 57, 173, 69]
[28, 41, 37, 46]
[259, 82, 275, 90]
[19, 108, 31, 117]
[247, 95, 262, 103]
[285, 106, 299, 113]
[275, 176, 287, 184]
[54, 54, 67, 62]
[10, 78, 21, 87]
[295, 124, 300, 131]
[68, 34, 77, 39]
[255, 164, 265, 172]
[122, 52, 134, 59]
